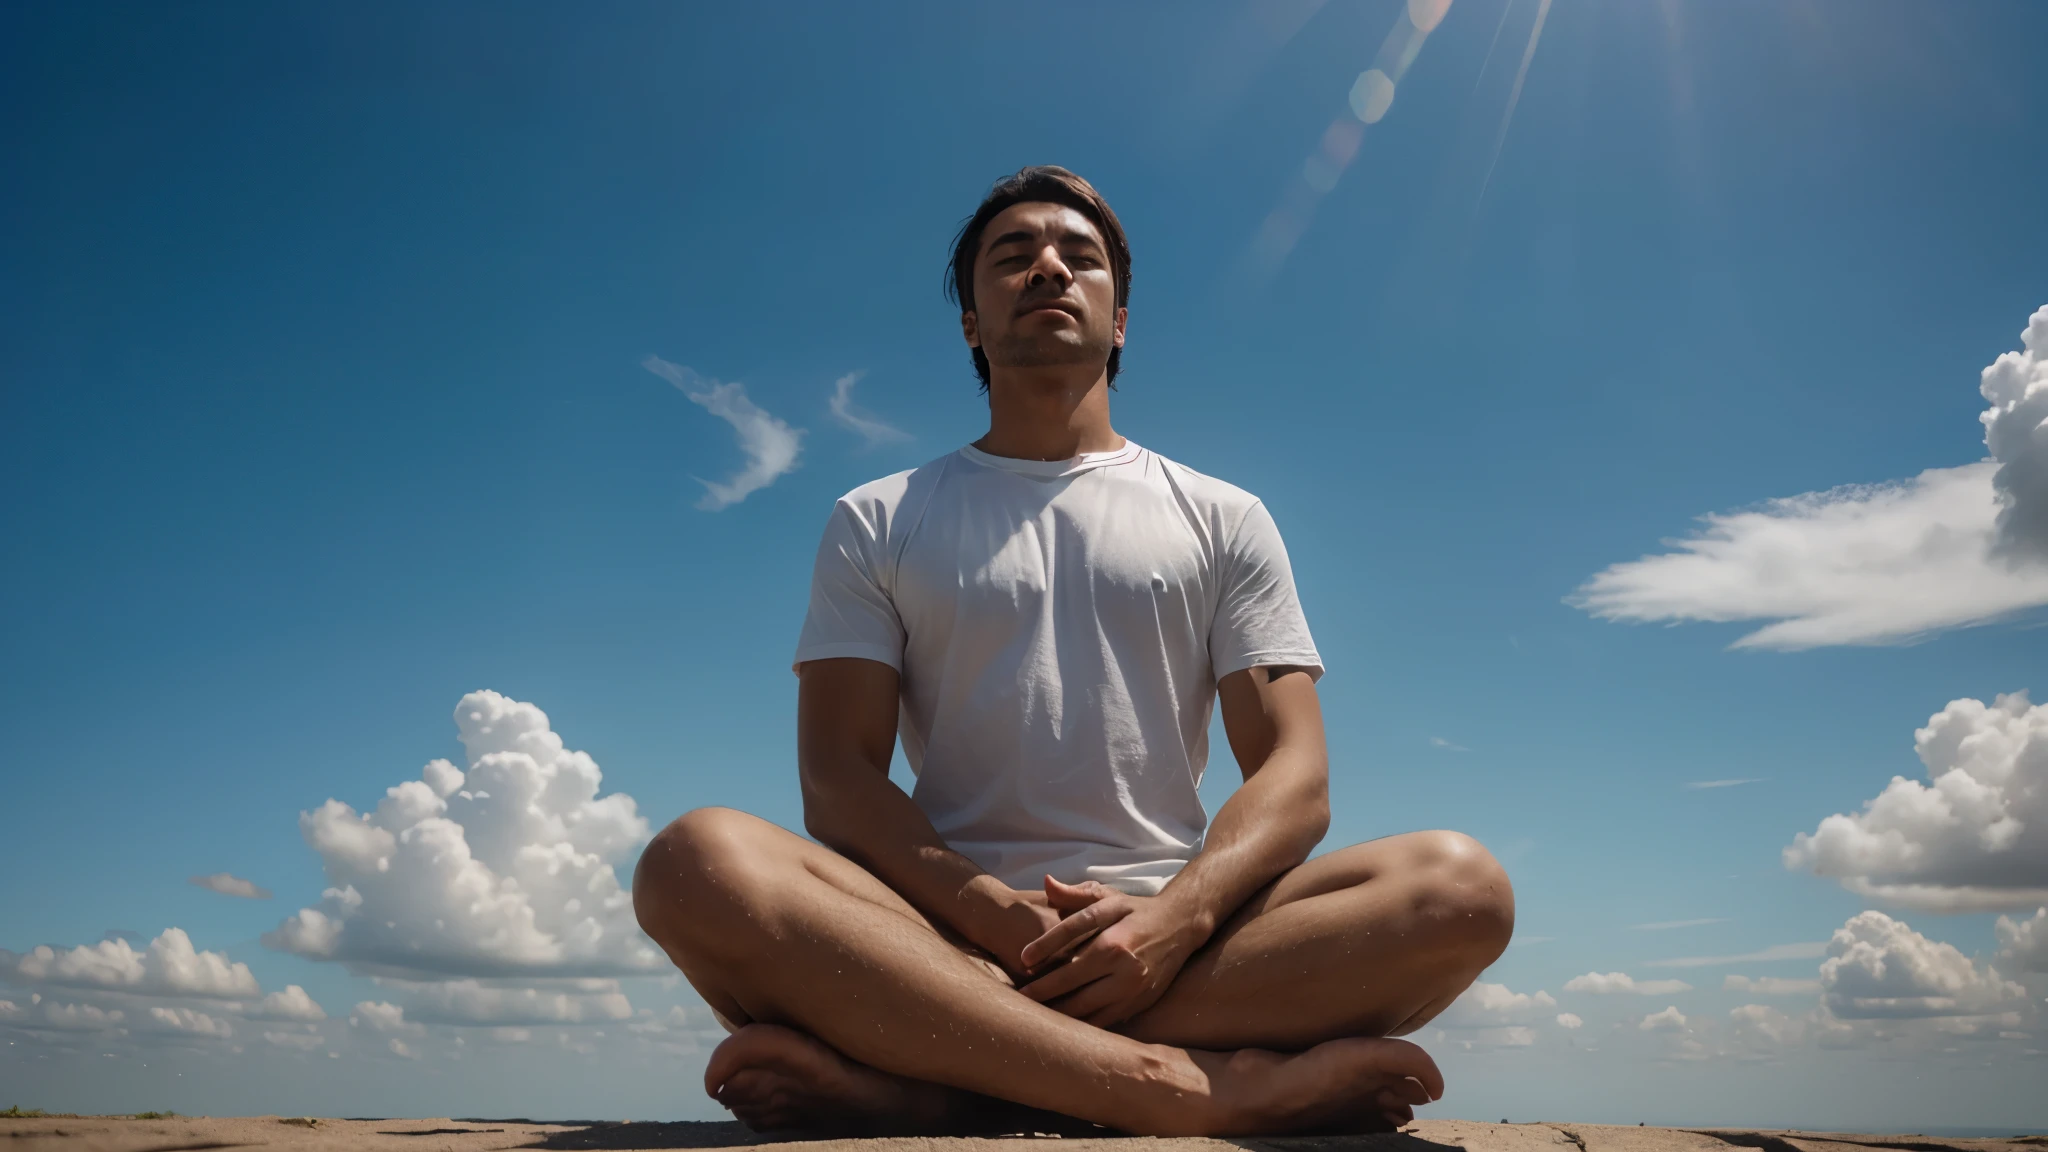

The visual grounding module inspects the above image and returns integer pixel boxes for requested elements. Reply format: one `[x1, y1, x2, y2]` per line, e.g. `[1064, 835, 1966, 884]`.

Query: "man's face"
[962, 201, 1126, 379]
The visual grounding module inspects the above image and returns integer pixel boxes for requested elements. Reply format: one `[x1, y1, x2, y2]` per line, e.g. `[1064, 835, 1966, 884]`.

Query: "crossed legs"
[631, 808, 1512, 1136]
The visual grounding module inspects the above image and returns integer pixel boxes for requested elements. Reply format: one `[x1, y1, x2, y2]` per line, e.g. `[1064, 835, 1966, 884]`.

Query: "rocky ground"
[4, 1116, 2044, 1152]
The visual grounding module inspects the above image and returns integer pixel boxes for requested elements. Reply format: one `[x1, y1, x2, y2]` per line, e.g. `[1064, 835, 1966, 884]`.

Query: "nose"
[1026, 245, 1072, 292]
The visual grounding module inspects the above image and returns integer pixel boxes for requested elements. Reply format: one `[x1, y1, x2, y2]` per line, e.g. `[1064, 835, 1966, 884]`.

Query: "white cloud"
[1555, 1012, 1583, 1030]
[349, 1001, 422, 1037]
[263, 1029, 324, 1051]
[1995, 907, 2048, 972]
[827, 371, 910, 448]
[1784, 691, 2048, 913]
[387, 1037, 421, 1060]
[1729, 1003, 1804, 1047]
[265, 690, 661, 981]
[1723, 974, 1820, 996]
[1643, 942, 1827, 969]
[1639, 1006, 1688, 1032]
[248, 985, 326, 1023]
[0, 928, 260, 1000]
[1439, 981, 1556, 1027]
[144, 1006, 233, 1039]
[1570, 305, 2048, 649]
[1564, 972, 1693, 996]
[390, 979, 633, 1026]
[0, 998, 126, 1033]
[1982, 305, 2048, 560]
[1819, 910, 2024, 1019]
[189, 873, 271, 900]
[643, 356, 804, 510]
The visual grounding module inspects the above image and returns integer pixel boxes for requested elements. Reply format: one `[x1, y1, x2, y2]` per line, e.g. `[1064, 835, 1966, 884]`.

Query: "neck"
[975, 363, 1122, 462]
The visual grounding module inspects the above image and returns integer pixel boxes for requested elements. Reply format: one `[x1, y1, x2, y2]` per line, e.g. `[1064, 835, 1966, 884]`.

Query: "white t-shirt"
[793, 440, 1322, 895]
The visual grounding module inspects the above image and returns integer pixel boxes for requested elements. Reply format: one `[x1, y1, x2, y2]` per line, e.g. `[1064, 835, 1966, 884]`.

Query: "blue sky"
[4, 0, 2047, 1132]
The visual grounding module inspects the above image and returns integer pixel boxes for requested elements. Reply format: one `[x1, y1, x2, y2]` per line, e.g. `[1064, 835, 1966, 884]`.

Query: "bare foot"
[703, 1023, 968, 1134]
[1192, 1036, 1445, 1135]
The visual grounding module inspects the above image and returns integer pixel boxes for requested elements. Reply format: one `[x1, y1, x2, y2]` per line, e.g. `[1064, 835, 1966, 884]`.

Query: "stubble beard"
[986, 325, 1114, 373]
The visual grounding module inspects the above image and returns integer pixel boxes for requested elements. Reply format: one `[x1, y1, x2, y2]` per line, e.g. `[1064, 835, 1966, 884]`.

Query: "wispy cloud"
[827, 371, 910, 449]
[1643, 942, 1827, 969]
[1684, 779, 1762, 790]
[1429, 736, 1470, 752]
[1563, 972, 1693, 996]
[1630, 918, 1730, 932]
[642, 356, 804, 510]
[189, 873, 271, 900]
[1570, 305, 2048, 649]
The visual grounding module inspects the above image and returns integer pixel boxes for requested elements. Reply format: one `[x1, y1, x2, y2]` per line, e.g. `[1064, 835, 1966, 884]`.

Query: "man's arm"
[1018, 664, 1329, 1025]
[796, 656, 1058, 976]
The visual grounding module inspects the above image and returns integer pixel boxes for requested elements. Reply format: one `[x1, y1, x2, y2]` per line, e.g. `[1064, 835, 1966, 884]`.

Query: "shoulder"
[827, 452, 960, 536]
[1140, 447, 1266, 527]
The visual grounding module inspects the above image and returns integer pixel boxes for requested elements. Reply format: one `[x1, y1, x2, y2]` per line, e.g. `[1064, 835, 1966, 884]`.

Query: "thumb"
[1044, 875, 1107, 911]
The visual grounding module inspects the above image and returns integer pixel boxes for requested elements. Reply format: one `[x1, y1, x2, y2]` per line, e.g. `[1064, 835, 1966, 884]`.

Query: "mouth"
[1016, 301, 1080, 321]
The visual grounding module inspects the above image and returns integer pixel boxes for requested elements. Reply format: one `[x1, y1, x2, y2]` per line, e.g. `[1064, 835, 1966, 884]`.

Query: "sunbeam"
[1476, 0, 1552, 207]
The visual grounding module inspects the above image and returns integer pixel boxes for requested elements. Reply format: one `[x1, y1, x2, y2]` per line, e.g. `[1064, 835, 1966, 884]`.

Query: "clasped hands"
[990, 876, 1214, 1029]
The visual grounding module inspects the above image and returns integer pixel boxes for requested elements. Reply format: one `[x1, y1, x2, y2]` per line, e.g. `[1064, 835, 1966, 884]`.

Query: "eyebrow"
[983, 226, 1105, 256]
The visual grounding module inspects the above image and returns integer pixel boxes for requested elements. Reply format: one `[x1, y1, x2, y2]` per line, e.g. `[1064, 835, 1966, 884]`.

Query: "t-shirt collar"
[958, 439, 1142, 480]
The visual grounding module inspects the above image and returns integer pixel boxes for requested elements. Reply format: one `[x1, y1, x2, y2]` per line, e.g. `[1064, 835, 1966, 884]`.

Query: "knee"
[1402, 830, 1515, 963]
[632, 807, 779, 942]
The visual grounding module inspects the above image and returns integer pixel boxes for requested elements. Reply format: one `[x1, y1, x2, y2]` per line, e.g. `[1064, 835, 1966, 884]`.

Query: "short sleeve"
[1209, 501, 1323, 683]
[793, 501, 905, 673]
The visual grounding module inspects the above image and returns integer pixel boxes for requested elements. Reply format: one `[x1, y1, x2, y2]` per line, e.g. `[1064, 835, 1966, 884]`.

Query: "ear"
[960, 310, 981, 349]
[1112, 306, 1127, 349]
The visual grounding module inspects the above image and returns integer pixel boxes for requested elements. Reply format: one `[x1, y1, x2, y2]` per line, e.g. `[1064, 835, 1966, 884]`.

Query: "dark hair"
[946, 166, 1132, 392]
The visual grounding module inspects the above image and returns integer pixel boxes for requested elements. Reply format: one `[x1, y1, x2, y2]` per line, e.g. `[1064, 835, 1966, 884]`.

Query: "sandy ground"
[4, 1115, 2043, 1152]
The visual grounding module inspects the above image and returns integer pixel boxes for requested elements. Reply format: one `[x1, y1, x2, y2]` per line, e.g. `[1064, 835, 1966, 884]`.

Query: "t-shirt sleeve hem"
[791, 642, 903, 675]
[1213, 649, 1325, 684]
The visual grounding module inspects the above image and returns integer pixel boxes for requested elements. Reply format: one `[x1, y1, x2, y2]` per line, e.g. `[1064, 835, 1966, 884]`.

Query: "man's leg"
[1120, 831, 1515, 1051]
[631, 808, 1443, 1136]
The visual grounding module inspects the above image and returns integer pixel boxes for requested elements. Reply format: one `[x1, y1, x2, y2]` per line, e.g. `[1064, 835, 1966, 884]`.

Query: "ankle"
[1123, 1044, 1232, 1137]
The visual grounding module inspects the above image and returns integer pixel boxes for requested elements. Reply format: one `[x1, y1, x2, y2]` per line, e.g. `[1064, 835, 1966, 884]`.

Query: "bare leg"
[632, 809, 1442, 1136]
[1123, 830, 1515, 1050]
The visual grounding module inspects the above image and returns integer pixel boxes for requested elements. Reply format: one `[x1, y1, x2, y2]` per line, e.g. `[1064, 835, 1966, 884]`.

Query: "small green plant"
[132, 1112, 177, 1120]
[2, 1107, 49, 1119]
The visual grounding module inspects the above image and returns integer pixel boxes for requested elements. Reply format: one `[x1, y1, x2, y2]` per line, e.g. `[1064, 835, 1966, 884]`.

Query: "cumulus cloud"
[1430, 982, 1555, 1050]
[189, 873, 271, 900]
[1564, 972, 1693, 996]
[144, 1006, 233, 1039]
[828, 371, 910, 448]
[1819, 910, 2024, 1019]
[1729, 1003, 1804, 1047]
[1571, 305, 2048, 649]
[1784, 691, 2048, 912]
[248, 985, 326, 1023]
[0, 928, 259, 1000]
[264, 690, 661, 981]
[1555, 1012, 1583, 1029]
[643, 356, 804, 510]
[389, 979, 634, 1026]
[1995, 907, 2048, 972]
[0, 997, 126, 1033]
[349, 1001, 422, 1036]
[1723, 975, 1820, 996]
[1639, 1006, 1688, 1032]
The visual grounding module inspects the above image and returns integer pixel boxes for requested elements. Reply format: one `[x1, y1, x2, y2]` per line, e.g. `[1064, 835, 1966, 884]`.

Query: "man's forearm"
[801, 755, 1036, 957]
[1156, 744, 1330, 939]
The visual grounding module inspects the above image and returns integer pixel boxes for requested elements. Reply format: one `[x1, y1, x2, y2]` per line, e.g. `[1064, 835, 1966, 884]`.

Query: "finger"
[1021, 900, 1130, 968]
[1058, 972, 1140, 1024]
[1020, 950, 1113, 1002]
[1043, 875, 1113, 912]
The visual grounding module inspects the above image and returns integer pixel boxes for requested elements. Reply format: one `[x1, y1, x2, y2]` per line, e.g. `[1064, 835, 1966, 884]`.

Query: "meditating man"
[632, 166, 1514, 1136]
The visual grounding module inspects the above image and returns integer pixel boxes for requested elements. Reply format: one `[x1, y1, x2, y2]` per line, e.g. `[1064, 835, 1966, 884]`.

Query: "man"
[633, 167, 1512, 1136]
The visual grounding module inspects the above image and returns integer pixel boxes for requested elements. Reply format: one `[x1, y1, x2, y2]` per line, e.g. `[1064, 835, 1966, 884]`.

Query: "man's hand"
[1016, 876, 1215, 1028]
[963, 881, 1063, 982]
